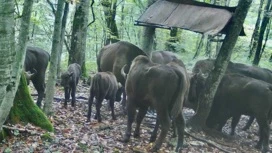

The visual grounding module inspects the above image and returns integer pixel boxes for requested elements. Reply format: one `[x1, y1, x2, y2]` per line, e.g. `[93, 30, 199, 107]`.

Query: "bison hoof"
[242, 127, 249, 131]
[149, 136, 156, 142]
[133, 132, 140, 138]
[122, 136, 130, 143]
[150, 145, 159, 152]
[255, 143, 262, 149]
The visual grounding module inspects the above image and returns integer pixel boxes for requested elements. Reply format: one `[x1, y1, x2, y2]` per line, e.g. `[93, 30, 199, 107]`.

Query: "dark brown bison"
[25, 46, 50, 108]
[97, 41, 147, 110]
[60, 63, 81, 107]
[192, 59, 272, 132]
[190, 73, 272, 153]
[87, 72, 122, 122]
[151, 50, 180, 64]
[122, 55, 190, 152]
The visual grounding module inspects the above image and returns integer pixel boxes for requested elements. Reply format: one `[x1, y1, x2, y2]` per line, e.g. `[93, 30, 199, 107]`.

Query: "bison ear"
[69, 72, 74, 77]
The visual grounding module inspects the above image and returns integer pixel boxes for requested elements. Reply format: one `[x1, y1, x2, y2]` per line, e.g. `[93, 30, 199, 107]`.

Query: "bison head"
[60, 71, 73, 88]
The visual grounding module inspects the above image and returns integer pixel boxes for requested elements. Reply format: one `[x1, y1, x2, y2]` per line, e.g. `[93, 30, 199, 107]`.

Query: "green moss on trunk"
[0, 129, 8, 141]
[9, 73, 53, 132]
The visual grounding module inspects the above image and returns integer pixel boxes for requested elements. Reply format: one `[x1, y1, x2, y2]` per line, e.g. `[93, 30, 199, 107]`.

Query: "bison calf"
[87, 72, 122, 122]
[122, 55, 189, 152]
[60, 63, 81, 107]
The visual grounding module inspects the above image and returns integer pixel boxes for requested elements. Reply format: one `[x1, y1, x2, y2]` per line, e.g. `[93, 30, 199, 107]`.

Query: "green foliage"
[41, 132, 54, 142]
[9, 73, 54, 132]
[0, 129, 8, 141]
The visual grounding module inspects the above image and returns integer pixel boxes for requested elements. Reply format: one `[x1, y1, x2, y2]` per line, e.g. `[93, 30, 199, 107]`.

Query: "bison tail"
[170, 68, 188, 119]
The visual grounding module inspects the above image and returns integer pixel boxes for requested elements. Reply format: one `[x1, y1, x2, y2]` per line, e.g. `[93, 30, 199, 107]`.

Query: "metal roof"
[135, 0, 245, 36]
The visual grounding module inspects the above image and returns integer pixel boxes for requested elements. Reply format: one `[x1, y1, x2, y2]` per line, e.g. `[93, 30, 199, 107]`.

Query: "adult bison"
[192, 59, 272, 131]
[60, 63, 81, 108]
[97, 41, 147, 110]
[151, 50, 179, 64]
[122, 55, 190, 152]
[193, 59, 272, 83]
[190, 73, 272, 153]
[87, 72, 122, 122]
[24, 46, 50, 108]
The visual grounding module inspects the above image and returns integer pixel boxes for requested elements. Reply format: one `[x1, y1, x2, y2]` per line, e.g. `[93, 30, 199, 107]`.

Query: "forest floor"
[0, 82, 268, 153]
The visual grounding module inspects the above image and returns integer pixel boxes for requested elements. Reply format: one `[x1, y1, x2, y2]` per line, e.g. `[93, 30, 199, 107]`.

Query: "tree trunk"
[0, 0, 16, 131]
[141, 0, 156, 55]
[57, 2, 69, 79]
[68, 0, 90, 77]
[248, 0, 265, 59]
[165, 28, 180, 52]
[43, 0, 65, 116]
[187, 0, 253, 130]
[253, 0, 272, 65]
[9, 73, 53, 132]
[193, 34, 205, 59]
[205, 35, 212, 58]
[102, 0, 119, 45]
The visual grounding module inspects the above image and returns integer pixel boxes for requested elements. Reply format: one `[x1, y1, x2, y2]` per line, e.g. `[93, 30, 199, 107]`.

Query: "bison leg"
[109, 98, 116, 120]
[71, 84, 76, 107]
[31, 79, 45, 108]
[151, 111, 171, 152]
[230, 115, 241, 136]
[87, 94, 95, 122]
[242, 116, 255, 131]
[150, 119, 159, 142]
[95, 98, 103, 122]
[64, 87, 70, 108]
[174, 112, 185, 152]
[134, 107, 148, 138]
[255, 117, 269, 152]
[121, 89, 127, 114]
[122, 98, 136, 143]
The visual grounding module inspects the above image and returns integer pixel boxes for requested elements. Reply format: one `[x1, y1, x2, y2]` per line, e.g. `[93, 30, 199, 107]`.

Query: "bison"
[190, 72, 272, 153]
[97, 41, 147, 111]
[192, 59, 272, 132]
[24, 46, 50, 108]
[60, 63, 81, 108]
[122, 55, 189, 152]
[151, 50, 180, 64]
[87, 72, 122, 122]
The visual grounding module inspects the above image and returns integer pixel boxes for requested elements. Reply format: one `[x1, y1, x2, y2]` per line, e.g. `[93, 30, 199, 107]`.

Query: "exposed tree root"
[184, 129, 232, 153]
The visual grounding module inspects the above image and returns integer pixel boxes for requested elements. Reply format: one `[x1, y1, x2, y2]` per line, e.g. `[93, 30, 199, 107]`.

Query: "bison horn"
[25, 68, 37, 80]
[121, 64, 128, 79]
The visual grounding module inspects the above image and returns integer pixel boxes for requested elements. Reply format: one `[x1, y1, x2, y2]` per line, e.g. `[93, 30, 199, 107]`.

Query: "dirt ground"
[0, 82, 268, 153]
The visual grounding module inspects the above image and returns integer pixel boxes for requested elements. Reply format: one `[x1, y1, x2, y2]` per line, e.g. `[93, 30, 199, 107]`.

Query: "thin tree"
[248, 0, 265, 59]
[43, 0, 65, 116]
[253, 0, 272, 65]
[57, 2, 69, 79]
[187, 0, 253, 129]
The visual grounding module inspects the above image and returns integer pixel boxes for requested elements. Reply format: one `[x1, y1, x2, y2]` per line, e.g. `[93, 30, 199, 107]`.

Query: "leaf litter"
[0, 82, 269, 153]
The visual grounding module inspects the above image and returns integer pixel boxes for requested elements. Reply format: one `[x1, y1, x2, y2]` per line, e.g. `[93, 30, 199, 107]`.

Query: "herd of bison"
[24, 41, 272, 152]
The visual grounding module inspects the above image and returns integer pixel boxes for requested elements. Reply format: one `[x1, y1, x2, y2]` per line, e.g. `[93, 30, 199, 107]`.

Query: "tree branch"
[46, 0, 56, 15]
[87, 0, 95, 27]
